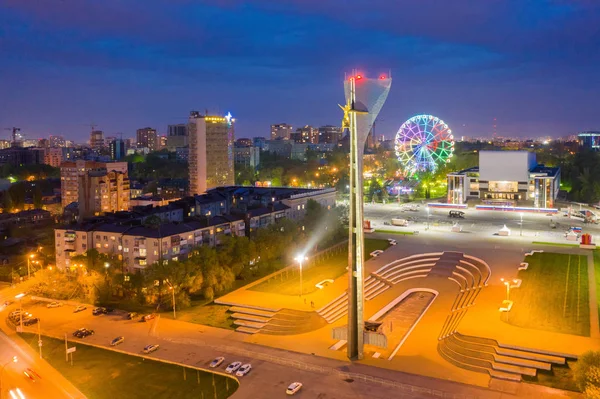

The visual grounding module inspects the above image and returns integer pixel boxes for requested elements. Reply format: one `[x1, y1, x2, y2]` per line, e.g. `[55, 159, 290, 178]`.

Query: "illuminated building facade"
[270, 123, 293, 140]
[136, 127, 158, 151]
[447, 151, 560, 208]
[188, 111, 235, 195]
[60, 160, 128, 207]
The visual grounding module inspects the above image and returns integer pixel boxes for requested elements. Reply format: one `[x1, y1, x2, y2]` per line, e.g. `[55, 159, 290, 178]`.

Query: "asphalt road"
[0, 328, 84, 399]
[8, 300, 498, 399]
[364, 202, 600, 240]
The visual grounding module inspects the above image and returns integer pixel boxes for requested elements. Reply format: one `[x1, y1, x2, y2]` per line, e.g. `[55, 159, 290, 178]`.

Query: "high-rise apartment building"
[110, 139, 126, 160]
[291, 125, 318, 144]
[270, 123, 293, 140]
[60, 160, 128, 207]
[136, 127, 158, 151]
[49, 135, 66, 147]
[78, 170, 130, 218]
[43, 147, 64, 167]
[90, 130, 105, 150]
[188, 111, 235, 195]
[318, 125, 343, 144]
[167, 124, 188, 151]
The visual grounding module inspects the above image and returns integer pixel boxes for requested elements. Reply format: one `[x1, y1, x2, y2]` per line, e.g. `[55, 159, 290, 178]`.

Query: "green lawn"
[594, 251, 600, 333]
[249, 238, 389, 296]
[375, 229, 415, 235]
[20, 333, 238, 399]
[531, 241, 580, 248]
[508, 252, 590, 336]
[161, 302, 234, 330]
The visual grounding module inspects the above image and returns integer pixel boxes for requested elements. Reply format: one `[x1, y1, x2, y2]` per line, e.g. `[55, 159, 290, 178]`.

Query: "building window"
[153, 250, 158, 256]
[124, 248, 129, 253]
[139, 259, 147, 266]
[139, 248, 147, 257]
[82, 244, 86, 250]
[57, 233, 61, 237]
[96, 243, 101, 248]
[172, 256, 178, 262]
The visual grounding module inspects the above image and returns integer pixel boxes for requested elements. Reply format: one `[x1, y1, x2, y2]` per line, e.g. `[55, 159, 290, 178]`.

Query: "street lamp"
[500, 278, 518, 301]
[1, 356, 18, 398]
[294, 255, 308, 297]
[27, 254, 35, 279]
[166, 280, 176, 319]
[519, 212, 524, 237]
[15, 293, 25, 332]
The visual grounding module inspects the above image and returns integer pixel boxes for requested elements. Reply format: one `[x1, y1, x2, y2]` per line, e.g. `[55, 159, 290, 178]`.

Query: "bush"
[574, 351, 600, 396]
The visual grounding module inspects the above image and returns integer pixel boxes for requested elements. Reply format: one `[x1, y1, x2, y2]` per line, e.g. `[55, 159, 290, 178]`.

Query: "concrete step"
[366, 285, 389, 301]
[325, 307, 348, 323]
[496, 347, 565, 365]
[229, 306, 276, 318]
[230, 313, 271, 323]
[492, 362, 536, 377]
[329, 340, 347, 351]
[489, 371, 521, 382]
[236, 326, 259, 334]
[233, 320, 266, 329]
[494, 354, 551, 371]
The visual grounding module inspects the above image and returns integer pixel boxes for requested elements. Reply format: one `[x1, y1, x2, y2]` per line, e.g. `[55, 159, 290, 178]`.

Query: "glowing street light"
[27, 253, 35, 279]
[166, 280, 176, 319]
[294, 255, 308, 297]
[500, 278, 518, 301]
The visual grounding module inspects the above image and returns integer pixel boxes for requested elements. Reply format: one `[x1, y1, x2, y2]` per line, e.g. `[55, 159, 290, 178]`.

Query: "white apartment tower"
[188, 111, 235, 195]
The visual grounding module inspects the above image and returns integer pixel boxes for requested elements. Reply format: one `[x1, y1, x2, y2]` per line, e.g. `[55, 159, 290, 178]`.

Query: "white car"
[111, 336, 125, 346]
[370, 250, 384, 257]
[209, 357, 225, 368]
[387, 239, 397, 246]
[143, 344, 159, 354]
[73, 305, 87, 313]
[286, 382, 303, 395]
[235, 363, 252, 377]
[225, 361, 242, 374]
[47, 301, 63, 308]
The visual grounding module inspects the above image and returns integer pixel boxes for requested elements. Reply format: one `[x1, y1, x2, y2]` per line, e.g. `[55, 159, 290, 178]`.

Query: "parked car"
[448, 210, 465, 218]
[209, 357, 225, 368]
[23, 317, 39, 326]
[143, 344, 159, 354]
[72, 328, 86, 337]
[73, 305, 87, 313]
[110, 336, 125, 346]
[47, 301, 62, 308]
[92, 307, 106, 316]
[225, 362, 242, 374]
[236, 364, 252, 377]
[127, 312, 138, 320]
[286, 382, 303, 395]
[140, 314, 156, 322]
[387, 239, 397, 246]
[370, 250, 384, 257]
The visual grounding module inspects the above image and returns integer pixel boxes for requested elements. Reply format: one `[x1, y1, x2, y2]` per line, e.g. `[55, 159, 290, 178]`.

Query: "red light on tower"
[355, 74, 363, 80]
[379, 75, 386, 80]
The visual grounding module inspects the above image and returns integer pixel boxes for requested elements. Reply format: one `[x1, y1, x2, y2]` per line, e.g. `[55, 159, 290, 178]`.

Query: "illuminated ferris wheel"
[394, 114, 454, 174]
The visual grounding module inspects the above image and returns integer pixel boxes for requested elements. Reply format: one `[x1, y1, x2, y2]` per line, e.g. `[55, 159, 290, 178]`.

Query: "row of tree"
[31, 201, 347, 310]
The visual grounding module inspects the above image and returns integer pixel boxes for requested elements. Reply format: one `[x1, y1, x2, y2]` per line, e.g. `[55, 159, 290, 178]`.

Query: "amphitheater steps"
[230, 313, 271, 323]
[236, 326, 260, 334]
[229, 306, 276, 318]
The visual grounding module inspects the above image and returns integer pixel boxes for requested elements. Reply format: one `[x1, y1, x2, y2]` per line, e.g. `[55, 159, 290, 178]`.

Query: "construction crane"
[3, 127, 21, 146]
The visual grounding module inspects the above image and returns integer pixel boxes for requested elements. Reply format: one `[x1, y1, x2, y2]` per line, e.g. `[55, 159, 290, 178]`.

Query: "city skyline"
[1, 1, 599, 141]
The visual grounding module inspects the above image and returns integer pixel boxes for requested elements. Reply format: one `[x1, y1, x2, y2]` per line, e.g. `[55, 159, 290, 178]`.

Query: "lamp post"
[0, 356, 18, 399]
[166, 280, 176, 319]
[15, 293, 25, 332]
[294, 255, 308, 297]
[27, 254, 35, 280]
[519, 212, 524, 237]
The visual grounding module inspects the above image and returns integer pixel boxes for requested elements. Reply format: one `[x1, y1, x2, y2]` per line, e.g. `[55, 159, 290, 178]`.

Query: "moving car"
[92, 307, 107, 316]
[448, 210, 465, 218]
[370, 250, 384, 257]
[286, 382, 303, 395]
[387, 239, 397, 246]
[23, 369, 37, 382]
[143, 344, 159, 354]
[73, 305, 87, 313]
[209, 357, 225, 368]
[110, 336, 125, 346]
[140, 314, 156, 322]
[47, 301, 62, 308]
[225, 361, 242, 374]
[236, 364, 252, 377]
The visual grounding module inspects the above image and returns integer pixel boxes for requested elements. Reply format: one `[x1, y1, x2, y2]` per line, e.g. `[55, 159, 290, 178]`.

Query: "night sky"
[1, 0, 599, 142]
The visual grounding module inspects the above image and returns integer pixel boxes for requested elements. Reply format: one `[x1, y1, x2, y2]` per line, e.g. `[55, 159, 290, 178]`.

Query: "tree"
[33, 186, 43, 209]
[574, 351, 600, 394]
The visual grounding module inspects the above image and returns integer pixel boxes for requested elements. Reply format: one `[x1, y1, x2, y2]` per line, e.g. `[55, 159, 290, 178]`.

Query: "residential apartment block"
[78, 170, 130, 218]
[60, 160, 128, 208]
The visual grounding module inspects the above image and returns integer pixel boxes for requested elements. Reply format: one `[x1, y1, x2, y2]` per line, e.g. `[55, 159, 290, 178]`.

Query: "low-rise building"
[447, 151, 560, 208]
